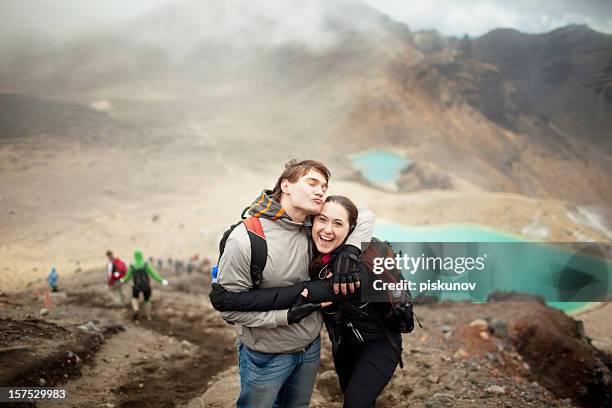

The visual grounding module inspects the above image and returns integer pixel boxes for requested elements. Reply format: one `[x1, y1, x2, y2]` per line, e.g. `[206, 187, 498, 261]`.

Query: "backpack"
[361, 238, 418, 334]
[216, 208, 267, 289]
[133, 263, 150, 288]
[112, 258, 127, 279]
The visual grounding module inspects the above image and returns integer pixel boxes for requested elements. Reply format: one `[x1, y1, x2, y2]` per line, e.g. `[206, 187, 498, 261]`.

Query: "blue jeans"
[236, 336, 321, 408]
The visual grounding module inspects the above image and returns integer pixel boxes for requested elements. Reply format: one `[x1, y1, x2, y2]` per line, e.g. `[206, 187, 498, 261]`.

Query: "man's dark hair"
[106, 250, 113, 257]
[271, 159, 331, 202]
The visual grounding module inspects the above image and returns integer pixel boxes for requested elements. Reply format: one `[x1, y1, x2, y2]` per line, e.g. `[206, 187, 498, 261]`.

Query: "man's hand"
[333, 245, 361, 295]
[288, 289, 327, 324]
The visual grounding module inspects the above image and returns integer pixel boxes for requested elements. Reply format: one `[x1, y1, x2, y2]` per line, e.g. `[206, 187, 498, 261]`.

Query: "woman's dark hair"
[309, 195, 358, 279]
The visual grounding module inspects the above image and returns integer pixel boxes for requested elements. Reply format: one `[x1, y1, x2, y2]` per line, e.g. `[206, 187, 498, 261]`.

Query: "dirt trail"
[0, 267, 236, 408]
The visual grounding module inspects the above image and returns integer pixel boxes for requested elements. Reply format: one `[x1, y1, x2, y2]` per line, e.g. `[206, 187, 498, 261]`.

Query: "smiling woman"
[307, 195, 406, 407]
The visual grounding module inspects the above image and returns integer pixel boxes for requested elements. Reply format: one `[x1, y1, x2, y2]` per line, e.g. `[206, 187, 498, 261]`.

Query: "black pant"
[132, 285, 152, 301]
[333, 336, 400, 408]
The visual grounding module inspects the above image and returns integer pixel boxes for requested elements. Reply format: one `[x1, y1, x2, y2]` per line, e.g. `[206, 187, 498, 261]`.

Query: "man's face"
[283, 169, 328, 215]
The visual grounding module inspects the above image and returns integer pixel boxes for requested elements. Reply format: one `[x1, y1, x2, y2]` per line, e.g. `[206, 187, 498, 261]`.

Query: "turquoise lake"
[373, 220, 610, 314]
[351, 150, 411, 185]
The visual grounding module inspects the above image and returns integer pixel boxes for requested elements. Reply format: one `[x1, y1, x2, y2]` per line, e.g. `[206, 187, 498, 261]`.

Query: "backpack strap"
[382, 322, 404, 369]
[216, 208, 251, 267]
[329, 309, 343, 356]
[243, 216, 267, 289]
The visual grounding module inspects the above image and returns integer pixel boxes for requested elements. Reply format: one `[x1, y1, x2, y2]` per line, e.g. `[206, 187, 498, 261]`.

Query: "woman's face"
[312, 201, 351, 254]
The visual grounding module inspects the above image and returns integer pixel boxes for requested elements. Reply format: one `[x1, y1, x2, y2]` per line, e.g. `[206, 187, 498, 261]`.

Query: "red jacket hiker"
[107, 257, 127, 286]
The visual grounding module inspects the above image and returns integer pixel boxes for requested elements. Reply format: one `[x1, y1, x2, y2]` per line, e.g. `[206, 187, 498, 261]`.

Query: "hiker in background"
[200, 257, 211, 273]
[157, 258, 163, 270]
[187, 259, 194, 274]
[106, 250, 128, 307]
[121, 250, 169, 321]
[189, 254, 200, 273]
[47, 267, 59, 292]
[191, 254, 199, 264]
[174, 260, 182, 275]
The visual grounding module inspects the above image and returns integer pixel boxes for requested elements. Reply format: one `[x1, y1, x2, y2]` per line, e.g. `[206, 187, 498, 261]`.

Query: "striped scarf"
[247, 190, 291, 221]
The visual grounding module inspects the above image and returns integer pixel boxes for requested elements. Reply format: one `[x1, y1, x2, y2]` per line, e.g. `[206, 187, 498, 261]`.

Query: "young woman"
[211, 196, 403, 408]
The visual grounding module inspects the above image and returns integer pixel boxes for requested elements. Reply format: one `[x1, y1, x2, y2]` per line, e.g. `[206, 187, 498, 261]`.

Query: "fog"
[0, 0, 399, 93]
[1, 0, 382, 50]
[2, 0, 610, 42]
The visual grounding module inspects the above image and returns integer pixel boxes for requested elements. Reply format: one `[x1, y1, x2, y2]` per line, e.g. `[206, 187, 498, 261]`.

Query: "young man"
[121, 250, 169, 321]
[216, 159, 374, 408]
[106, 250, 128, 307]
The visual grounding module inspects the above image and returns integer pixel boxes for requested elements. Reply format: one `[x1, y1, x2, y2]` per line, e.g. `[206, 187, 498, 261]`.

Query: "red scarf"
[322, 253, 332, 265]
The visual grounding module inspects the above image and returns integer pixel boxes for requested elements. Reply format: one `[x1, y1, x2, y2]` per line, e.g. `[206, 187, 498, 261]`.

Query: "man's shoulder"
[225, 222, 250, 246]
[258, 217, 277, 229]
[225, 217, 305, 247]
[229, 218, 279, 237]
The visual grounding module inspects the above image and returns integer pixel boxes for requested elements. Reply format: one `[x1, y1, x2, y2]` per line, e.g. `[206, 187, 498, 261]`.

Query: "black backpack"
[216, 208, 267, 289]
[133, 263, 150, 288]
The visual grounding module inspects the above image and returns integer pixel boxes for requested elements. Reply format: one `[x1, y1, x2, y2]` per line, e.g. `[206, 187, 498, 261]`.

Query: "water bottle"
[211, 264, 219, 283]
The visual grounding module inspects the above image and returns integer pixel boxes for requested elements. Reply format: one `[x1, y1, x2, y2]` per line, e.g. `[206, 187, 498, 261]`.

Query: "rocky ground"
[0, 266, 236, 408]
[1, 265, 610, 408]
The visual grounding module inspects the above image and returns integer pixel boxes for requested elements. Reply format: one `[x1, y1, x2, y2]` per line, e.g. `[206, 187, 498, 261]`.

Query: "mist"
[3, 0, 611, 43]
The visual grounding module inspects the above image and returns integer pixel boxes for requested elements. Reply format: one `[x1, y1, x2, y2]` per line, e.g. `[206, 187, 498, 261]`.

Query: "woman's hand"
[209, 283, 228, 311]
[332, 246, 361, 295]
[301, 288, 332, 308]
[288, 289, 331, 324]
[325, 266, 361, 296]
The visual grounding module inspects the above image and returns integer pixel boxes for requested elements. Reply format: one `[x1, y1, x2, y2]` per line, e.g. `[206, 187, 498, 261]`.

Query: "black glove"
[287, 295, 322, 324]
[209, 283, 228, 311]
[333, 245, 361, 293]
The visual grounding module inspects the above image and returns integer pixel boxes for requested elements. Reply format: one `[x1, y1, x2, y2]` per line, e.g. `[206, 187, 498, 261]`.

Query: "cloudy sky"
[363, 0, 612, 36]
[3, 0, 612, 37]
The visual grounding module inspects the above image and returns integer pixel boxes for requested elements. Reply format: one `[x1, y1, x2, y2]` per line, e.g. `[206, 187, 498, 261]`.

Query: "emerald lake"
[373, 220, 609, 313]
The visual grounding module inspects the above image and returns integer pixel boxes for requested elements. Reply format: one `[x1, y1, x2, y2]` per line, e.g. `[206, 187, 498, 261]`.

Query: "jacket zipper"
[347, 322, 365, 343]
